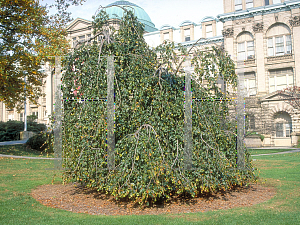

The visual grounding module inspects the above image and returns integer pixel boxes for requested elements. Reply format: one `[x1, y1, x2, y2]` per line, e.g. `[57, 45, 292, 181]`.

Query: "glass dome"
[104, 1, 157, 32]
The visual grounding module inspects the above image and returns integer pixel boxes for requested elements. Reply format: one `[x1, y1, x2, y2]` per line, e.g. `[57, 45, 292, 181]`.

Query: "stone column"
[253, 21, 266, 95]
[222, 25, 234, 59]
[290, 15, 300, 86]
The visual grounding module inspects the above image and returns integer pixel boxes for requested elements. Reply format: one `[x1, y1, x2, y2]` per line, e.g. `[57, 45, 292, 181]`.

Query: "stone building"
[219, 0, 300, 146]
[1, 0, 300, 146]
[0, 64, 53, 125]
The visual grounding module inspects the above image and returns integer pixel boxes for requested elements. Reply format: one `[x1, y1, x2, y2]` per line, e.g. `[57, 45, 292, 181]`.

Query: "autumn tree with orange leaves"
[0, 0, 84, 110]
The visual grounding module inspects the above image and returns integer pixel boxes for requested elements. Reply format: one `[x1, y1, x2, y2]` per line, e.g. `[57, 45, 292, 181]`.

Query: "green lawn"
[0, 147, 299, 224]
[248, 148, 294, 155]
[0, 144, 53, 157]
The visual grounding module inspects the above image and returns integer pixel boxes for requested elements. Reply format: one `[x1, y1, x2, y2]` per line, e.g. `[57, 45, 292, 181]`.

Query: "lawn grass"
[248, 148, 294, 155]
[0, 149, 299, 224]
[0, 144, 53, 158]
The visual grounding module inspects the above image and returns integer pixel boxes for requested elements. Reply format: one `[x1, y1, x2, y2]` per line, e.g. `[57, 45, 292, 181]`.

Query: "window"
[273, 0, 281, 4]
[164, 32, 169, 40]
[237, 41, 255, 60]
[274, 112, 292, 137]
[268, 35, 291, 56]
[246, 114, 255, 130]
[72, 37, 77, 48]
[20, 113, 24, 122]
[269, 68, 293, 92]
[246, 0, 253, 8]
[184, 29, 190, 42]
[267, 24, 292, 57]
[87, 34, 91, 44]
[78, 35, 85, 43]
[32, 112, 38, 121]
[235, 0, 243, 10]
[43, 107, 47, 119]
[276, 123, 284, 137]
[265, 0, 269, 5]
[244, 73, 256, 96]
[237, 32, 255, 61]
[8, 114, 14, 121]
[206, 25, 213, 38]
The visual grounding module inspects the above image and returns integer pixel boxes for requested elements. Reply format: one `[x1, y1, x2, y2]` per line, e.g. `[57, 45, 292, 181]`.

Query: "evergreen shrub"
[0, 120, 46, 142]
[26, 131, 53, 152]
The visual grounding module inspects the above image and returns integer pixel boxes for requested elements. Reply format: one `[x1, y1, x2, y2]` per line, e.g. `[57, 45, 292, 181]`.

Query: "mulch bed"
[30, 183, 276, 216]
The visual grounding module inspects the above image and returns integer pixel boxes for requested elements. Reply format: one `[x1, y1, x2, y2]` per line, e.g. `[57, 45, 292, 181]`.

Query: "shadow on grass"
[0, 144, 53, 157]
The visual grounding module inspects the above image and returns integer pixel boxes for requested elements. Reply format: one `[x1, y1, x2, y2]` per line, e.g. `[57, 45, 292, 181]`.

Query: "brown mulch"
[30, 183, 276, 216]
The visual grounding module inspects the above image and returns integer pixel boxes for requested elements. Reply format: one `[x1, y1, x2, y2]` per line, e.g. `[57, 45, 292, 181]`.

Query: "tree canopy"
[0, 0, 84, 110]
[62, 10, 256, 205]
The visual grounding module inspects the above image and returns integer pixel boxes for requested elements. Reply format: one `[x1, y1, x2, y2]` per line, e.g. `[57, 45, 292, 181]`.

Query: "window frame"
[184, 29, 190, 42]
[246, 114, 255, 130]
[72, 37, 77, 48]
[87, 34, 91, 44]
[267, 34, 292, 57]
[246, 0, 253, 8]
[237, 40, 255, 61]
[205, 24, 213, 38]
[164, 32, 170, 41]
[269, 68, 294, 92]
[276, 122, 292, 137]
[19, 113, 24, 122]
[244, 73, 256, 97]
[78, 35, 85, 43]
[235, 0, 243, 11]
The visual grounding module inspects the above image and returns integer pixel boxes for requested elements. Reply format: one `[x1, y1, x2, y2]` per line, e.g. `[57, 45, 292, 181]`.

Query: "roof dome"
[104, 1, 157, 32]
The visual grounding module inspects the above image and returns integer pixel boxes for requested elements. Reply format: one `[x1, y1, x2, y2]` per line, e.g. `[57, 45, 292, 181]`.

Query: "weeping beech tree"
[61, 10, 256, 205]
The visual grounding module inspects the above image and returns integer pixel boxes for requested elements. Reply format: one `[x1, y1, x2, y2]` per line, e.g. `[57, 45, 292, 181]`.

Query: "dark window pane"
[276, 123, 283, 137]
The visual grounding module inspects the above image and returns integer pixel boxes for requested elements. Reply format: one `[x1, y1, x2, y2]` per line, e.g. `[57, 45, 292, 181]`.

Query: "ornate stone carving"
[222, 27, 234, 38]
[289, 16, 300, 27]
[253, 22, 264, 33]
[235, 18, 253, 25]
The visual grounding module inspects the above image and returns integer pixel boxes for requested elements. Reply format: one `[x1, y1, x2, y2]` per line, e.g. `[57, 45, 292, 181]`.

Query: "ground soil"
[30, 182, 276, 216]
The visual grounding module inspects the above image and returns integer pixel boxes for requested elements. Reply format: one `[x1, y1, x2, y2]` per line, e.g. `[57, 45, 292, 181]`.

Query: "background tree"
[280, 86, 300, 109]
[0, 0, 85, 110]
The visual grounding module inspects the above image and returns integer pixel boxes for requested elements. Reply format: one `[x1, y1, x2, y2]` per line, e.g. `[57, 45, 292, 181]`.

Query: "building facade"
[1, 0, 300, 146]
[219, 0, 300, 146]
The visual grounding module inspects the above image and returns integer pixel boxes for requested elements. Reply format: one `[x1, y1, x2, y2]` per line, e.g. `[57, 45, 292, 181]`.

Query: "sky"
[42, 0, 224, 29]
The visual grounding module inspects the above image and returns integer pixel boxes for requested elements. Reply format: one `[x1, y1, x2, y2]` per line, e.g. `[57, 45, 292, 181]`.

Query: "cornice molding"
[217, 1, 300, 23]
[177, 36, 224, 48]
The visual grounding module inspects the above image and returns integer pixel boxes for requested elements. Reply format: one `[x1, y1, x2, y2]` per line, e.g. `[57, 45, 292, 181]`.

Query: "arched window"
[274, 111, 292, 137]
[237, 32, 255, 61]
[267, 23, 292, 57]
